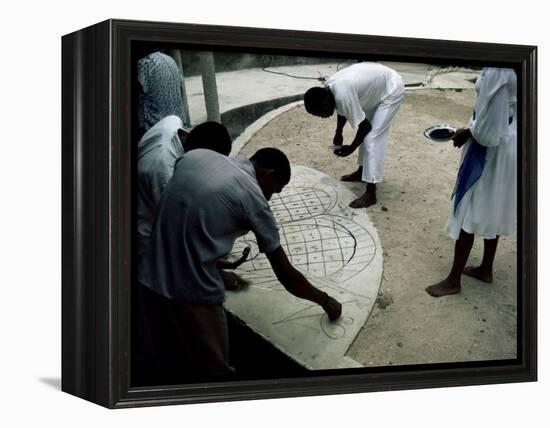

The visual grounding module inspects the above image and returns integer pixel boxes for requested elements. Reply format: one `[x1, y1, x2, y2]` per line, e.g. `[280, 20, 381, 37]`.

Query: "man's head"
[181, 121, 232, 155]
[304, 87, 335, 118]
[250, 148, 291, 201]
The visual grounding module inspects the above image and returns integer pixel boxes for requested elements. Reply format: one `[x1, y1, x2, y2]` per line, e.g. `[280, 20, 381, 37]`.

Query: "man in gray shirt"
[139, 148, 342, 381]
[135, 120, 235, 384]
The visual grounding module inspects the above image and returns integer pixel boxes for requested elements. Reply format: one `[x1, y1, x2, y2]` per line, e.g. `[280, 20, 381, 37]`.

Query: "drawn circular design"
[320, 315, 354, 339]
[269, 186, 335, 224]
[232, 215, 377, 282]
[225, 166, 383, 362]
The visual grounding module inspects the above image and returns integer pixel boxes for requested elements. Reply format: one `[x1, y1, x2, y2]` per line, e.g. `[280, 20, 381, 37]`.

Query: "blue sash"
[451, 114, 513, 214]
[452, 138, 487, 214]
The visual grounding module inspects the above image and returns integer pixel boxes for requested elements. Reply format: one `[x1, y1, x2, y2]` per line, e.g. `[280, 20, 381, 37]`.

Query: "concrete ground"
[241, 89, 517, 366]
[186, 61, 516, 367]
[237, 83, 517, 367]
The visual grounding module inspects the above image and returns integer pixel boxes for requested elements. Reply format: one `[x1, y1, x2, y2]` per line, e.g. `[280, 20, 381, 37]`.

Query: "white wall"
[0, 0, 546, 426]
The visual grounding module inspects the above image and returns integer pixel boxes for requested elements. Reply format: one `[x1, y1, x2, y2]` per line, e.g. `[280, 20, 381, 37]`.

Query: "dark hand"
[322, 296, 342, 321]
[334, 145, 356, 157]
[452, 128, 471, 148]
[232, 246, 251, 269]
[221, 271, 250, 291]
[333, 133, 344, 146]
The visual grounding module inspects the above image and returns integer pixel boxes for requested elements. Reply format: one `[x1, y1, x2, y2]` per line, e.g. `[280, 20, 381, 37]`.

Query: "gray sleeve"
[248, 204, 280, 254]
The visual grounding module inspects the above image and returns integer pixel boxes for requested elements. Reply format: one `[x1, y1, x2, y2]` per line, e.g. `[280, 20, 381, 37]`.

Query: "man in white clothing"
[136, 116, 232, 257]
[304, 62, 404, 208]
[137, 115, 185, 257]
[426, 67, 517, 297]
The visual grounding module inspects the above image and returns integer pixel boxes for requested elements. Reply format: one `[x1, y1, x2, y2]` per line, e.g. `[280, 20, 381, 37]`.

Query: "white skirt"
[445, 134, 517, 240]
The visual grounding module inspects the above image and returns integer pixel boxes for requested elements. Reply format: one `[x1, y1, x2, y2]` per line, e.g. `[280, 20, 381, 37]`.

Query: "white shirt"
[136, 115, 184, 256]
[326, 62, 403, 128]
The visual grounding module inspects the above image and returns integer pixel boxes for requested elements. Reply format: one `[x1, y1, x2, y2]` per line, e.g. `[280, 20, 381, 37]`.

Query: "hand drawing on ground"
[232, 214, 377, 292]
[224, 166, 383, 369]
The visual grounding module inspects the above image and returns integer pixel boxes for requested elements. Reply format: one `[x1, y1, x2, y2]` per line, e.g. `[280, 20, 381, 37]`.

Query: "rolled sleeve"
[248, 205, 280, 254]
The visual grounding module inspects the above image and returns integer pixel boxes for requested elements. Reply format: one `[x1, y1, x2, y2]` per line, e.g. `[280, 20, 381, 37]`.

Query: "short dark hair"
[185, 121, 232, 155]
[250, 148, 291, 184]
[304, 87, 330, 114]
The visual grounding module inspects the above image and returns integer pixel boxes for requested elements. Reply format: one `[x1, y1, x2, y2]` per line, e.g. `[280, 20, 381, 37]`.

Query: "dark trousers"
[134, 284, 234, 385]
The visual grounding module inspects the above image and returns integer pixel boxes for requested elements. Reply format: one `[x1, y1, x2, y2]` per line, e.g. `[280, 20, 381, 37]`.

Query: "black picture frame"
[61, 18, 537, 408]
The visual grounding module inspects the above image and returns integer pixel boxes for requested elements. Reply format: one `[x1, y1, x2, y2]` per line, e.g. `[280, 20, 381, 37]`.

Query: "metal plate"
[423, 124, 457, 142]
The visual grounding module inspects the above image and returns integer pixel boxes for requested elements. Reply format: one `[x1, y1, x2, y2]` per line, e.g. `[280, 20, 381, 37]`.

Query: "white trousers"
[357, 87, 404, 183]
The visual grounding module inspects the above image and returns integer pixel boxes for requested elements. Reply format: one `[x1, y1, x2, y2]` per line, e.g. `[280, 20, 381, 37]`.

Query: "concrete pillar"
[199, 51, 221, 123]
[168, 49, 191, 128]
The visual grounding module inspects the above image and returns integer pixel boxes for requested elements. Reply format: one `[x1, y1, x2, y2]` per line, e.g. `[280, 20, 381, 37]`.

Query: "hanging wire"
[261, 55, 328, 82]
[260, 56, 355, 83]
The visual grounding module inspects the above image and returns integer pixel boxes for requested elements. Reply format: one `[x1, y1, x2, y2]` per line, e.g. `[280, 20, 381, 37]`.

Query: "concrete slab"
[224, 165, 383, 370]
[230, 101, 303, 155]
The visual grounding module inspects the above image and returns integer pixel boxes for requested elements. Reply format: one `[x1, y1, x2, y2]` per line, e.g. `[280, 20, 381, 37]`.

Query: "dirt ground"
[239, 89, 517, 367]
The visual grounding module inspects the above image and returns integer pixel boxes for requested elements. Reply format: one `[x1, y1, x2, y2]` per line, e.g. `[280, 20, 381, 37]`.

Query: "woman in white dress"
[426, 67, 517, 297]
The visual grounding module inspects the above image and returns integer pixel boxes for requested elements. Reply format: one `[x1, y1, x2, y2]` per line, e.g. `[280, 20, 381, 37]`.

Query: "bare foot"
[463, 266, 493, 283]
[349, 192, 376, 208]
[341, 168, 363, 182]
[425, 278, 461, 297]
